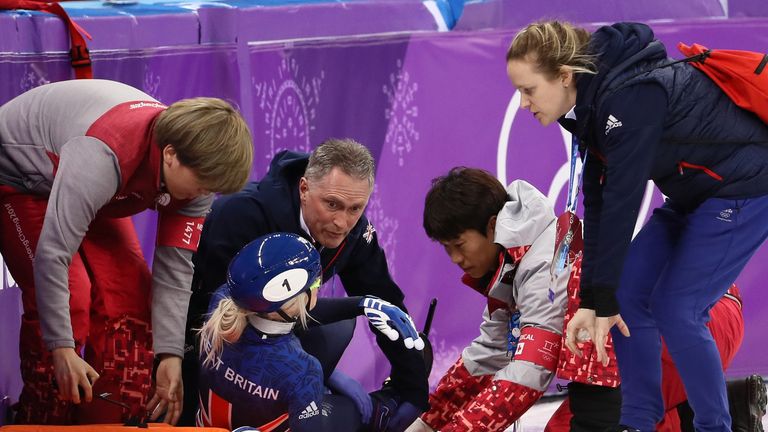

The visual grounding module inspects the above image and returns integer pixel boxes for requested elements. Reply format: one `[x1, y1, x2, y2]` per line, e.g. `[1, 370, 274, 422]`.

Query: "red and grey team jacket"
[0, 79, 211, 357]
[459, 180, 568, 392]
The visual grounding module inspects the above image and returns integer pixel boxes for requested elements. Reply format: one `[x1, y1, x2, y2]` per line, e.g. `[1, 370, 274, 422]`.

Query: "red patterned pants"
[421, 356, 542, 432]
[0, 187, 154, 424]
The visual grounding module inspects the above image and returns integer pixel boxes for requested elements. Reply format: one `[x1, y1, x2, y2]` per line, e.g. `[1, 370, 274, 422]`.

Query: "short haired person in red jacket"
[409, 167, 761, 432]
[0, 79, 253, 424]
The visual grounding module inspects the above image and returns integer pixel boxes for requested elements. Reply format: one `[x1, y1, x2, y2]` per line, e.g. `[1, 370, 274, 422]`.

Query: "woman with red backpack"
[506, 21, 768, 432]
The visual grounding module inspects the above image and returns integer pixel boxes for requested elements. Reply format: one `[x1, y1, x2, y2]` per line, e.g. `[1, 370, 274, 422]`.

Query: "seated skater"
[197, 232, 424, 431]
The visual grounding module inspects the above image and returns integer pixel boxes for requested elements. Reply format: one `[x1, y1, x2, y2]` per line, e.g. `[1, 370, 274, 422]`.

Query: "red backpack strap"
[756, 54, 768, 75]
[0, 0, 93, 79]
[41, 2, 93, 79]
[678, 42, 768, 124]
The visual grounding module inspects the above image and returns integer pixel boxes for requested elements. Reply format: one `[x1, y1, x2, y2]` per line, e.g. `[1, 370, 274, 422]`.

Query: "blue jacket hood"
[572, 22, 667, 138]
[591, 22, 658, 71]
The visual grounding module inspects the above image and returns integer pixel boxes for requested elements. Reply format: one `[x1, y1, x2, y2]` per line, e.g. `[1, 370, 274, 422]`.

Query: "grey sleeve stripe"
[35, 138, 120, 350]
[151, 246, 194, 357]
[148, 195, 212, 356]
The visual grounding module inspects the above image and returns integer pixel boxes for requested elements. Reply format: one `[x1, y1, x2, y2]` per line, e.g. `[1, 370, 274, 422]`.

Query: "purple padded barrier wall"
[234, 1, 445, 42]
[730, 0, 768, 17]
[4, 3, 200, 53]
[456, 0, 725, 31]
[2, 2, 768, 417]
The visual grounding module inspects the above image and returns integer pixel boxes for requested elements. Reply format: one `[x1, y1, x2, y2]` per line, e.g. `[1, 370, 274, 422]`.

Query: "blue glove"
[386, 401, 422, 432]
[359, 297, 425, 350]
[328, 370, 372, 424]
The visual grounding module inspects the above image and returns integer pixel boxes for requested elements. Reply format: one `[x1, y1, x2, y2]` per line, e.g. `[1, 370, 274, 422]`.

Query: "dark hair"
[423, 167, 509, 241]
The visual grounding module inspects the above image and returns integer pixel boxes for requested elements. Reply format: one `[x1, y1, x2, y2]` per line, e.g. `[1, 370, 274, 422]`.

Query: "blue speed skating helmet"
[226, 232, 321, 313]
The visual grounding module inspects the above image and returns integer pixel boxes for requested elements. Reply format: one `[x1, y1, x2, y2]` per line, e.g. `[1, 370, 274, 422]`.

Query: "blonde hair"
[155, 97, 254, 194]
[506, 21, 597, 79]
[198, 294, 312, 368]
[305, 138, 375, 188]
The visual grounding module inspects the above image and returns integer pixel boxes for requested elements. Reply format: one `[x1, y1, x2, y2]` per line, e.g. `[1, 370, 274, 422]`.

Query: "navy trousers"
[613, 196, 768, 432]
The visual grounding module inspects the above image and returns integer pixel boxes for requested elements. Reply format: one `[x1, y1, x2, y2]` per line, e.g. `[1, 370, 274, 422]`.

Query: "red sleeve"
[421, 356, 493, 431]
[156, 212, 205, 252]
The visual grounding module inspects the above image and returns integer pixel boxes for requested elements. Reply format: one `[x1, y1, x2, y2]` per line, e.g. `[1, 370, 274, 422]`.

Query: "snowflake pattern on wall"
[19, 65, 50, 93]
[143, 65, 161, 99]
[253, 56, 325, 161]
[364, 184, 399, 277]
[383, 59, 419, 167]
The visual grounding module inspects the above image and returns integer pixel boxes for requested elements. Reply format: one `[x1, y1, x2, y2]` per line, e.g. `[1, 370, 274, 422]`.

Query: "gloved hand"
[328, 370, 373, 424]
[386, 401, 422, 432]
[359, 297, 425, 350]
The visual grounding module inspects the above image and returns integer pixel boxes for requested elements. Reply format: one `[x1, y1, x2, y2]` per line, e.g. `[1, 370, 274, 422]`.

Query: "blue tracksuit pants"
[612, 195, 768, 432]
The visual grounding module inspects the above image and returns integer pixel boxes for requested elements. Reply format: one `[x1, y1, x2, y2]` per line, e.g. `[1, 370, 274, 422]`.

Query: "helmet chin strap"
[247, 314, 296, 336]
[275, 290, 314, 323]
[276, 308, 297, 323]
[254, 291, 312, 334]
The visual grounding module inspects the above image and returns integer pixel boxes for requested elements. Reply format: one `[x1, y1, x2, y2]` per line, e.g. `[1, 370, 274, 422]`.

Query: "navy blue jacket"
[189, 150, 429, 409]
[560, 22, 768, 316]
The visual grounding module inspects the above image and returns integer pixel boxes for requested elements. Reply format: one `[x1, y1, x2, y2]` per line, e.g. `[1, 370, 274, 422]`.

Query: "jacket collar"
[565, 22, 664, 142]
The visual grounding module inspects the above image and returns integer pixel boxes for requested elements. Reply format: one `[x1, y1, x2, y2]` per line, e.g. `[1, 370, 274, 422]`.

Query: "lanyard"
[553, 134, 587, 275]
[507, 310, 522, 356]
[565, 134, 587, 214]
